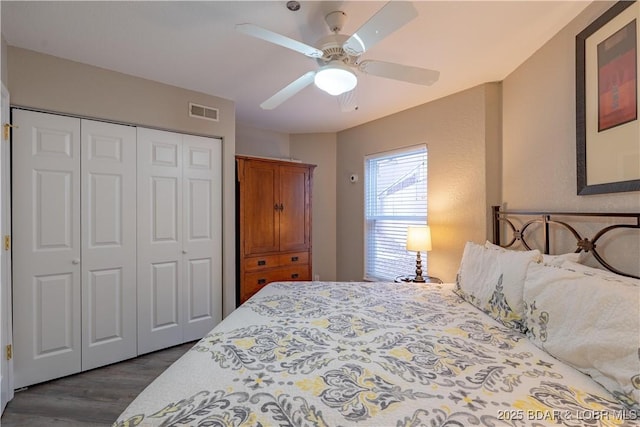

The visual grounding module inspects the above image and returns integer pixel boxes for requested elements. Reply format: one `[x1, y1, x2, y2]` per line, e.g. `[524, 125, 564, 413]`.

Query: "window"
[364, 145, 427, 281]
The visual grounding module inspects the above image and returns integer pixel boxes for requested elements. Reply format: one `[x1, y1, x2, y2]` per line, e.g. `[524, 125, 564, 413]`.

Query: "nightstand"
[394, 275, 443, 284]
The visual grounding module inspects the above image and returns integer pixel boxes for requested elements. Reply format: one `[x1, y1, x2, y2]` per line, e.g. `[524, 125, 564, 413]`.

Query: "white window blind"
[364, 146, 427, 281]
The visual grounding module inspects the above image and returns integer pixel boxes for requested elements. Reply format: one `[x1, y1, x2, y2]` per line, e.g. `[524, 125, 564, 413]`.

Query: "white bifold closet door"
[80, 119, 137, 371]
[12, 110, 137, 387]
[13, 110, 81, 388]
[136, 128, 222, 355]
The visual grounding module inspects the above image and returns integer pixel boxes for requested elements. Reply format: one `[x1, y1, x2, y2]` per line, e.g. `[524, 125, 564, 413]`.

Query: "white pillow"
[484, 240, 585, 267]
[561, 260, 639, 286]
[484, 240, 508, 251]
[541, 252, 586, 266]
[524, 262, 640, 407]
[456, 241, 541, 332]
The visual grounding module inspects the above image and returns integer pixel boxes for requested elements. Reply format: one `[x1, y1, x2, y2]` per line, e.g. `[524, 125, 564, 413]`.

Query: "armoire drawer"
[244, 251, 309, 272]
[243, 254, 281, 272]
[241, 266, 310, 303]
[278, 251, 309, 267]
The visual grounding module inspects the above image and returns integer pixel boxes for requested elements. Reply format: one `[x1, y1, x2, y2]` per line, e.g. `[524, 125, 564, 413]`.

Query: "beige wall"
[290, 133, 337, 281]
[484, 83, 503, 237]
[336, 83, 502, 283]
[1, 35, 7, 85]
[236, 124, 291, 159]
[503, 1, 639, 276]
[7, 47, 239, 316]
[504, 2, 623, 211]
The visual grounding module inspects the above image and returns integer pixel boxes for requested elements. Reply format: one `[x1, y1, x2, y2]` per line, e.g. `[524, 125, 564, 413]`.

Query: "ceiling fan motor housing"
[325, 11, 347, 33]
[315, 34, 358, 67]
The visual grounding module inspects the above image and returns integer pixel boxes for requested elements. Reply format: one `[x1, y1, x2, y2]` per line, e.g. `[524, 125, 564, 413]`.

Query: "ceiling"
[2, 1, 591, 134]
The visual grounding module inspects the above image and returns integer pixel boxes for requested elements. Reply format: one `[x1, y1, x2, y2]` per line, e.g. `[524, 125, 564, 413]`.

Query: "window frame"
[363, 144, 428, 281]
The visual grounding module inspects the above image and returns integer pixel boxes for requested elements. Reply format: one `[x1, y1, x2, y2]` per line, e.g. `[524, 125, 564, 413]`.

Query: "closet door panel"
[137, 128, 183, 354]
[12, 110, 81, 388]
[153, 177, 179, 241]
[151, 261, 179, 326]
[81, 120, 136, 370]
[182, 135, 222, 341]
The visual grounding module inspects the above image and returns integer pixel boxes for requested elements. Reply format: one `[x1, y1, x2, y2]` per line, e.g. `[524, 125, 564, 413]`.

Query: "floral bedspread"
[114, 282, 638, 427]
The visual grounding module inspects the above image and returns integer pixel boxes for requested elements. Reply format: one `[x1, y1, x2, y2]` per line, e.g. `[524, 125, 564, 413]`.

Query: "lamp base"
[414, 251, 425, 283]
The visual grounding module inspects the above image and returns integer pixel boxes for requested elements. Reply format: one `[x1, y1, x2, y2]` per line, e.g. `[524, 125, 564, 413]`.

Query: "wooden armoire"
[236, 156, 316, 305]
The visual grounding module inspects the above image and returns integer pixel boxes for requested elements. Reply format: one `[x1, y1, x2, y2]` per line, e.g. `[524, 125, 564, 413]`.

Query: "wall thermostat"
[350, 174, 359, 183]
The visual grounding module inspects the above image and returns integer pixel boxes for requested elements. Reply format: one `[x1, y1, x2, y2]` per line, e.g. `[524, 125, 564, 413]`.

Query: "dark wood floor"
[0, 341, 195, 426]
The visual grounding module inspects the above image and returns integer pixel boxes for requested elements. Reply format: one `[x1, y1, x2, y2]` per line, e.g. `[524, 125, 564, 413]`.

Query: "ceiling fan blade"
[337, 89, 358, 112]
[260, 71, 316, 110]
[359, 60, 440, 86]
[343, 2, 418, 56]
[236, 23, 323, 58]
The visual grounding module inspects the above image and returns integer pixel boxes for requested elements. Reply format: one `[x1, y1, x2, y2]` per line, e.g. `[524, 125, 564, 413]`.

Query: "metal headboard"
[492, 206, 640, 279]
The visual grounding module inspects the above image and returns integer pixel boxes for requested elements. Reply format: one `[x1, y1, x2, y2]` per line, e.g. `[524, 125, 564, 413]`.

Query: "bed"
[114, 208, 640, 427]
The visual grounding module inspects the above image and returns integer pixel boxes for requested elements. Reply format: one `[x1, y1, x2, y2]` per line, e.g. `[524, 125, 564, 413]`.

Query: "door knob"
[72, 259, 80, 265]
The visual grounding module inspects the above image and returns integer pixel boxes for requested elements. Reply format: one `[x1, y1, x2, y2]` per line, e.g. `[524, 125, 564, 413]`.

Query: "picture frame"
[576, 1, 640, 195]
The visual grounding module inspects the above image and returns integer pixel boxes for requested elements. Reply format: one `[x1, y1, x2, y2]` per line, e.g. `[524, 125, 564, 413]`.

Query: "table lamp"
[406, 225, 432, 283]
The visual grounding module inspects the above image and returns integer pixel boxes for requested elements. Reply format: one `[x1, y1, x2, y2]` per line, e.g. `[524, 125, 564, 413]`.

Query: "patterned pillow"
[523, 262, 640, 407]
[456, 241, 541, 333]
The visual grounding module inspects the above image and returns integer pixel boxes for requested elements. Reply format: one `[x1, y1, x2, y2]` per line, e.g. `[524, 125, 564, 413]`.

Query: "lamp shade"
[314, 62, 357, 96]
[406, 225, 432, 252]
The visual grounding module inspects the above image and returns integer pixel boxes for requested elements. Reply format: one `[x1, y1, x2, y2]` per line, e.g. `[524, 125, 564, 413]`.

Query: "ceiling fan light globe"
[314, 65, 357, 96]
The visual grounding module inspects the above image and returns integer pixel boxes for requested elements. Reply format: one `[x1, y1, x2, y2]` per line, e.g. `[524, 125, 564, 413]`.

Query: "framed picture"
[576, 1, 640, 195]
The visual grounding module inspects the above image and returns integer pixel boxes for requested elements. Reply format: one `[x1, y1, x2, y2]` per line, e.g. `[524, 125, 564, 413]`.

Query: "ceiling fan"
[236, 1, 440, 111]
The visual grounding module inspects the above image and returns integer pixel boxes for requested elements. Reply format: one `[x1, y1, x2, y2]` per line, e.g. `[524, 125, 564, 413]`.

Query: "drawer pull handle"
[258, 279, 266, 285]
[291, 256, 299, 262]
[291, 273, 299, 279]
[257, 260, 266, 266]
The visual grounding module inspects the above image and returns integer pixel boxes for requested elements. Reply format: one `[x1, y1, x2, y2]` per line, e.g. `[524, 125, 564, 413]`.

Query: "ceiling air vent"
[189, 102, 219, 122]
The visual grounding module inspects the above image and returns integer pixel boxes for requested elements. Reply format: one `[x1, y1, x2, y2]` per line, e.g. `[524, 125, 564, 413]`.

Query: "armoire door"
[81, 119, 137, 370]
[12, 109, 81, 388]
[279, 165, 311, 252]
[181, 135, 222, 342]
[137, 128, 183, 355]
[242, 161, 280, 255]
